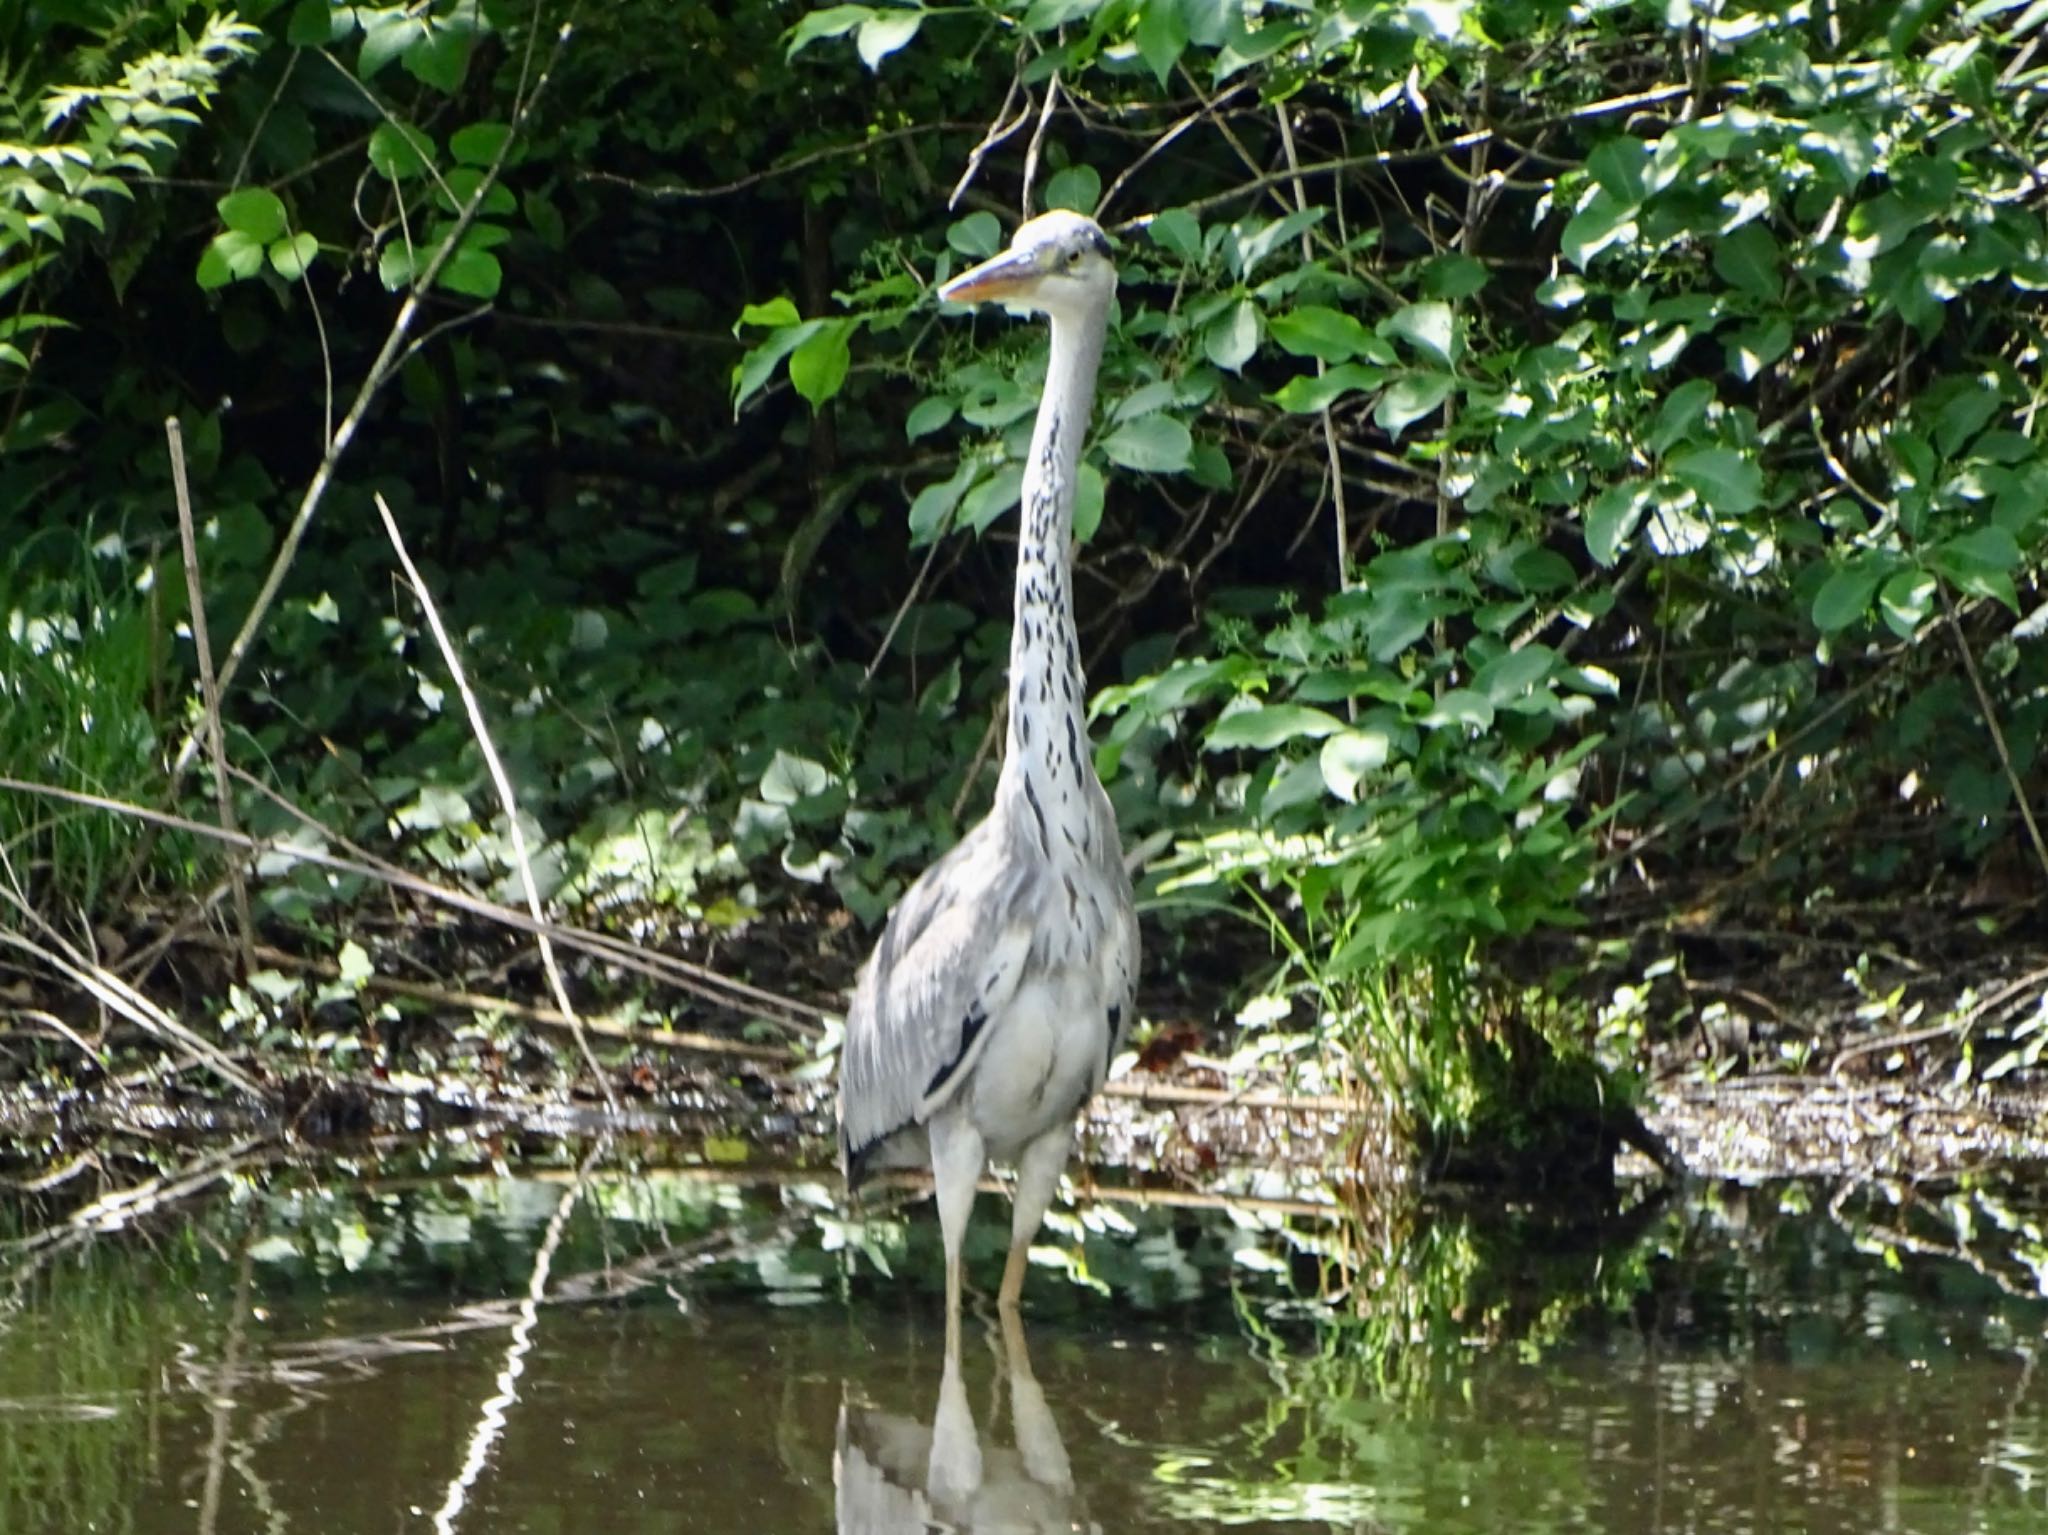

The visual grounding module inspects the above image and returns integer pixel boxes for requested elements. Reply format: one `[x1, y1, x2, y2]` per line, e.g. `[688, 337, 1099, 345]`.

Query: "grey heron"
[837, 209, 1140, 1338]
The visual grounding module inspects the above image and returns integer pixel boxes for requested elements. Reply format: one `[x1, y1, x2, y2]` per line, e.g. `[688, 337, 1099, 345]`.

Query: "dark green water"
[3, 1156, 2045, 1533]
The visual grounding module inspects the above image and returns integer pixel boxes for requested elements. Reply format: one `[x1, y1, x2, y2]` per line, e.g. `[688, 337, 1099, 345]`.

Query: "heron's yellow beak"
[938, 247, 1044, 305]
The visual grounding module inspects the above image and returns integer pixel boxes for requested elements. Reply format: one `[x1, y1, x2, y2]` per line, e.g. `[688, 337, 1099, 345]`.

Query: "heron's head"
[938, 209, 1116, 319]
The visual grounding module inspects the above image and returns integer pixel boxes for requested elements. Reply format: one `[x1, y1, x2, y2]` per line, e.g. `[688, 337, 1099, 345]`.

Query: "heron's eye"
[1065, 248, 1085, 268]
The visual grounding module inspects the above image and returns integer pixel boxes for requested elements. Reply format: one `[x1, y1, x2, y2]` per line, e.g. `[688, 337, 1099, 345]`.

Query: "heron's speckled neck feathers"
[995, 297, 1106, 871]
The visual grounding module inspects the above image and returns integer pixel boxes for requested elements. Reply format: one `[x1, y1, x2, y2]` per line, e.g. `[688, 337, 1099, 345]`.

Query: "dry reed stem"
[0, 891, 261, 1098]
[372, 492, 617, 1111]
[165, 416, 254, 974]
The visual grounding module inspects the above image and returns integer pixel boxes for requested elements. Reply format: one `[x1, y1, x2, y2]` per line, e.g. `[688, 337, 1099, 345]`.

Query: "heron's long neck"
[997, 302, 1106, 823]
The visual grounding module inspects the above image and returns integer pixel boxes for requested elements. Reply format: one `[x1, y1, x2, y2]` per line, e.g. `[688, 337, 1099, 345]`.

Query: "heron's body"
[838, 210, 1138, 1331]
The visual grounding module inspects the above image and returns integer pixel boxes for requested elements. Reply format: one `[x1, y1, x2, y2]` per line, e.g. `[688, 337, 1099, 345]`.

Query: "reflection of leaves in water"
[0, 1234, 213, 1535]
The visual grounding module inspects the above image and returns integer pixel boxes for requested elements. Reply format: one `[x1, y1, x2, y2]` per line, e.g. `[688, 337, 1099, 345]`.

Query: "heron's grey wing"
[838, 821, 1034, 1174]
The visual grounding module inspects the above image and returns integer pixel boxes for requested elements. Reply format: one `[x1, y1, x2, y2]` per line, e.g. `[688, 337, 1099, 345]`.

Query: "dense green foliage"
[2, 0, 2045, 1138]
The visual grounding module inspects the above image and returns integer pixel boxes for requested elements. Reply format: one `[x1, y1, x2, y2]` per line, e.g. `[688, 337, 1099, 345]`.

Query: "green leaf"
[1135, 0, 1188, 84]
[1422, 689, 1494, 731]
[1649, 378, 1716, 455]
[1203, 298, 1260, 371]
[1207, 703, 1345, 750]
[1878, 568, 1935, 639]
[1044, 164, 1100, 214]
[1374, 373, 1454, 437]
[1148, 208, 1201, 260]
[962, 463, 1023, 532]
[289, 0, 351, 46]
[1421, 253, 1488, 299]
[1669, 446, 1762, 515]
[737, 296, 802, 329]
[437, 243, 501, 299]
[1587, 138, 1649, 205]
[1713, 222, 1782, 301]
[908, 458, 977, 541]
[337, 939, 374, 987]
[1585, 481, 1647, 567]
[1319, 726, 1391, 802]
[1476, 645, 1556, 705]
[404, 21, 474, 92]
[732, 319, 822, 412]
[788, 320, 854, 406]
[856, 10, 921, 69]
[435, 167, 517, 216]
[1812, 557, 1890, 632]
[198, 229, 264, 288]
[358, 11, 422, 76]
[450, 121, 512, 166]
[1725, 319, 1791, 381]
[268, 230, 318, 280]
[787, 4, 873, 58]
[946, 212, 1001, 258]
[1384, 300, 1455, 366]
[1269, 304, 1374, 362]
[761, 749, 835, 805]
[368, 121, 433, 180]
[905, 396, 954, 440]
[1101, 414, 1192, 473]
[217, 188, 286, 242]
[1270, 363, 1383, 414]
[1932, 526, 2023, 611]
[1560, 190, 1636, 269]
[1072, 461, 1106, 543]
[522, 189, 565, 249]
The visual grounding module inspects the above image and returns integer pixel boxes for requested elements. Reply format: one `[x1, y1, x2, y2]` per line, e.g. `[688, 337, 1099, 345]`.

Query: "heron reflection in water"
[835, 1312, 1097, 1535]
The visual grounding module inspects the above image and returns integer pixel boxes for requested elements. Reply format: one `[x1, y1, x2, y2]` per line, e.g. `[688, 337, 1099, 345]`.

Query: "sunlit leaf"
[217, 187, 286, 241]
[1375, 373, 1454, 436]
[788, 320, 853, 406]
[1383, 300, 1455, 366]
[1207, 703, 1345, 750]
[856, 10, 921, 69]
[1101, 414, 1192, 473]
[787, 3, 871, 58]
[1204, 297, 1261, 371]
[1669, 446, 1762, 514]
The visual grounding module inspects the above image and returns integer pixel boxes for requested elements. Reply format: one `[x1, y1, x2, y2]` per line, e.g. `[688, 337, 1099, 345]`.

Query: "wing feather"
[838, 818, 1034, 1180]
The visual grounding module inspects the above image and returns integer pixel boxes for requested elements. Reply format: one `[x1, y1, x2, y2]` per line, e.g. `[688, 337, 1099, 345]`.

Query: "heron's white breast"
[962, 966, 1111, 1161]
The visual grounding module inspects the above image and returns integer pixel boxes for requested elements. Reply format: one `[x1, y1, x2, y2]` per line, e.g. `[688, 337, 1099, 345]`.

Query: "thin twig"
[0, 889, 262, 1098]
[166, 417, 254, 975]
[950, 696, 1006, 823]
[1272, 106, 1354, 722]
[373, 493, 617, 1110]
[1020, 72, 1062, 218]
[1097, 80, 1251, 220]
[951, 58, 1031, 211]
[1939, 577, 2048, 890]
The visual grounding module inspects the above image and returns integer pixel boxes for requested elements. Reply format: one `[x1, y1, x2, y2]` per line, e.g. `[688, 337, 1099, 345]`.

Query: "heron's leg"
[927, 1112, 985, 1356]
[1000, 1121, 1072, 1311]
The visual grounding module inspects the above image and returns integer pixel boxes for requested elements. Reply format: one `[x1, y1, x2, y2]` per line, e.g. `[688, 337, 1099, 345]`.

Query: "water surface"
[3, 1155, 2044, 1532]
